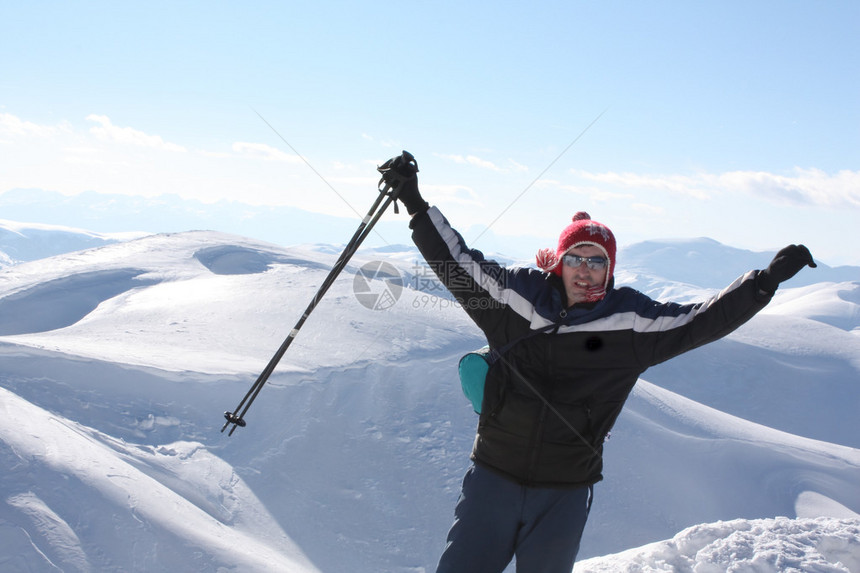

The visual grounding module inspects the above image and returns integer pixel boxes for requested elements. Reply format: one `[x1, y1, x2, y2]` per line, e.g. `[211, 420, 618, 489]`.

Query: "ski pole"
[222, 184, 395, 435]
[221, 151, 417, 435]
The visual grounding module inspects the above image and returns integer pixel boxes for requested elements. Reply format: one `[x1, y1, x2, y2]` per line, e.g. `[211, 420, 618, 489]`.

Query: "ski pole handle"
[378, 151, 426, 215]
[377, 150, 418, 190]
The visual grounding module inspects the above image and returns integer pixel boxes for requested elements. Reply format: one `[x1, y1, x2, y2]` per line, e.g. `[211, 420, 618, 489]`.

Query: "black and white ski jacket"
[410, 206, 773, 488]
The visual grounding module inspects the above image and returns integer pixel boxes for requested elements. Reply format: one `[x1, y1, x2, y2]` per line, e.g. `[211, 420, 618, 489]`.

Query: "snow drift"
[1, 226, 858, 572]
[575, 517, 860, 572]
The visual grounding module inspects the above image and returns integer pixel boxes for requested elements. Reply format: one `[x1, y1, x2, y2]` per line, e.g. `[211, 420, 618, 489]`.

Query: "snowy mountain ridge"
[0, 218, 147, 269]
[1, 224, 858, 572]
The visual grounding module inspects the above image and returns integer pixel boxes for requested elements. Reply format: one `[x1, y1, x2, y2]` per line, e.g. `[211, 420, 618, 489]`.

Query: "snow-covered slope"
[0, 232, 477, 372]
[1, 227, 858, 572]
[575, 516, 860, 572]
[0, 387, 318, 573]
[582, 379, 860, 560]
[0, 219, 144, 268]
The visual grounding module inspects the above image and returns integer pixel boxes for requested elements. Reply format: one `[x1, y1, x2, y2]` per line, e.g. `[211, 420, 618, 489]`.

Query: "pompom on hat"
[536, 211, 617, 293]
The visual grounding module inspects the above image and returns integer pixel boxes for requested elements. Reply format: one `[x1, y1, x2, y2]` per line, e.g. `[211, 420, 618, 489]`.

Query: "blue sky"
[2, 1, 859, 265]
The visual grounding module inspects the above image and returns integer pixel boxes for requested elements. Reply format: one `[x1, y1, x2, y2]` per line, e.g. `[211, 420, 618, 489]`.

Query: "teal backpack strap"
[458, 323, 559, 414]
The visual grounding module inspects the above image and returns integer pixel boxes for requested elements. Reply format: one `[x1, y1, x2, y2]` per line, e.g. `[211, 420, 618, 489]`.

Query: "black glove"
[757, 244, 817, 294]
[378, 151, 428, 215]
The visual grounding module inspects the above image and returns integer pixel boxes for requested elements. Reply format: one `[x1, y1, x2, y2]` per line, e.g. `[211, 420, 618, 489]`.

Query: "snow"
[1, 224, 858, 572]
[0, 219, 145, 268]
[0, 387, 317, 572]
[575, 517, 860, 572]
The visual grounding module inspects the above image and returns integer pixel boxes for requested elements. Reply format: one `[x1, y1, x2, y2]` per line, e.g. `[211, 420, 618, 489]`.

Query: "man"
[378, 152, 816, 573]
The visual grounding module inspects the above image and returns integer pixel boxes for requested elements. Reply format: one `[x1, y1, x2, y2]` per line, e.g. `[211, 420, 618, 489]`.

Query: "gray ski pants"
[435, 463, 593, 573]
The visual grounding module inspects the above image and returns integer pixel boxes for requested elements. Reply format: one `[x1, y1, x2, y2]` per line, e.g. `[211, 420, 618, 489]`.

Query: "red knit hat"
[536, 211, 616, 292]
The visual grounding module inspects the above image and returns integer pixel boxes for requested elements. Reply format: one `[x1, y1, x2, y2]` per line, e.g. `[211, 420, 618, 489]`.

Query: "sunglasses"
[562, 254, 609, 270]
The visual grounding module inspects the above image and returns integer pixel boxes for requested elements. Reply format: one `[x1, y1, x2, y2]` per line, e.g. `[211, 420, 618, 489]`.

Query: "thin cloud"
[631, 202, 665, 215]
[570, 169, 712, 200]
[86, 115, 186, 152]
[570, 168, 860, 209]
[506, 158, 529, 173]
[425, 183, 482, 206]
[435, 153, 505, 172]
[718, 168, 860, 209]
[537, 179, 634, 202]
[231, 141, 303, 163]
[0, 113, 67, 137]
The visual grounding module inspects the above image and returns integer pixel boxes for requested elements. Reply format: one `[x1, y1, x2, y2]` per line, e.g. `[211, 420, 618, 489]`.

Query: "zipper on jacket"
[526, 402, 549, 484]
[525, 341, 554, 483]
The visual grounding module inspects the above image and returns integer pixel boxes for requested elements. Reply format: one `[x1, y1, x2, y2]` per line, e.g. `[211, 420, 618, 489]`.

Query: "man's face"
[561, 244, 608, 306]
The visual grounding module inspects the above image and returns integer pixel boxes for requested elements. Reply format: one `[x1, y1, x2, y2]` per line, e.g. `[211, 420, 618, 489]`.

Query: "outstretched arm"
[638, 245, 817, 366]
